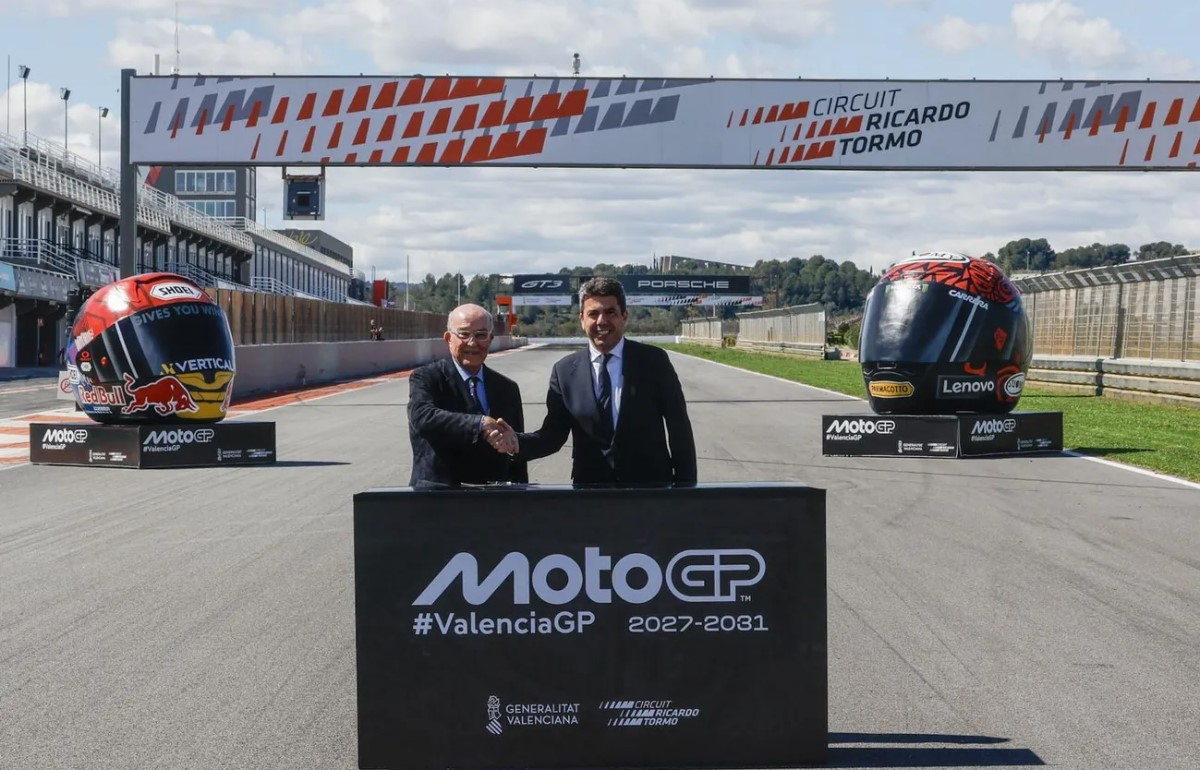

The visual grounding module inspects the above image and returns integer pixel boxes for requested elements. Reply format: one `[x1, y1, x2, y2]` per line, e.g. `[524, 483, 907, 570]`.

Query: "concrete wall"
[735, 303, 826, 358]
[231, 336, 526, 398]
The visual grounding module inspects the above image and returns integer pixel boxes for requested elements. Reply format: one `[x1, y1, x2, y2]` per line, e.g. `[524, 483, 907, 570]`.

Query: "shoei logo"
[519, 279, 564, 290]
[149, 282, 203, 301]
[143, 428, 216, 446]
[972, 418, 1017, 435]
[896, 251, 970, 265]
[868, 381, 914, 398]
[826, 419, 896, 435]
[42, 428, 88, 443]
[413, 548, 766, 606]
[637, 279, 729, 289]
[1003, 373, 1026, 398]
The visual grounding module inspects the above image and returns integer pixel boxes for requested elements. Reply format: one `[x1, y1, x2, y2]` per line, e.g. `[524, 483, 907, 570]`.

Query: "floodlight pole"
[119, 68, 138, 278]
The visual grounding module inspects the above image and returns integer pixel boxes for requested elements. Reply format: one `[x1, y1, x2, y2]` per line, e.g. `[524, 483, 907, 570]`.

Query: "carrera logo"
[938, 376, 994, 397]
[869, 381, 914, 398]
[1003, 373, 1026, 398]
[972, 418, 1017, 435]
[42, 428, 88, 443]
[826, 419, 896, 435]
[413, 547, 765, 606]
[637, 279, 730, 289]
[519, 279, 564, 290]
[143, 428, 216, 446]
[948, 289, 989, 310]
[149, 282, 203, 301]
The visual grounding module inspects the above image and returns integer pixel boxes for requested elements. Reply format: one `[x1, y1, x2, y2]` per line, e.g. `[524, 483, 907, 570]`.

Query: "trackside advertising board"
[619, 275, 762, 307]
[129, 76, 1200, 170]
[512, 274, 572, 307]
[353, 483, 827, 769]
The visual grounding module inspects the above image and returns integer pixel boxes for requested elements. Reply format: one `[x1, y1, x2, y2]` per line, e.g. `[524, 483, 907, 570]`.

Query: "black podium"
[821, 411, 1063, 458]
[353, 483, 828, 770]
[28, 421, 277, 468]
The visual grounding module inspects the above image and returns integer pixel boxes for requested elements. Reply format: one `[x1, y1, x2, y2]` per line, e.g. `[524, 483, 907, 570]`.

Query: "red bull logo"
[79, 381, 128, 406]
[121, 373, 199, 417]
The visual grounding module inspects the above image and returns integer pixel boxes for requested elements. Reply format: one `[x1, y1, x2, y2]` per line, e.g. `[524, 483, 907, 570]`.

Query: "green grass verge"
[659, 342, 1200, 482]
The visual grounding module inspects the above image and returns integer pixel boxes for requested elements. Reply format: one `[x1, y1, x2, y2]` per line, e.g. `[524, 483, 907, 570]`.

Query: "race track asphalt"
[1, 344, 1197, 769]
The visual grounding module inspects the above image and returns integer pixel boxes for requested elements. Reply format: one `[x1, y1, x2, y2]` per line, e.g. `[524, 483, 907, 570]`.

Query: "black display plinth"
[354, 483, 828, 770]
[28, 421, 277, 468]
[821, 411, 1063, 458]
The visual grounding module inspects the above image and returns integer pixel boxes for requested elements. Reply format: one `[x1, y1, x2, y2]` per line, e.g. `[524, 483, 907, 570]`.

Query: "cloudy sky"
[3, 0, 1199, 280]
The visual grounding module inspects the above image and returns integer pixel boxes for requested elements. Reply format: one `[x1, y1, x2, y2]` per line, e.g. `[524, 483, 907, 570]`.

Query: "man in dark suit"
[488, 276, 697, 486]
[407, 303, 527, 488]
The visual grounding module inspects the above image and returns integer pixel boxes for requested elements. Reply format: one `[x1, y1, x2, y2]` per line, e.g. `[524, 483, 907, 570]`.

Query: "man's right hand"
[482, 416, 518, 455]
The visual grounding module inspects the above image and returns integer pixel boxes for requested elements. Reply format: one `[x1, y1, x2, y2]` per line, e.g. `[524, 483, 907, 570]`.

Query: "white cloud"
[29, 0, 292, 19]
[920, 16, 996, 56]
[1010, 1, 1130, 69]
[108, 19, 315, 75]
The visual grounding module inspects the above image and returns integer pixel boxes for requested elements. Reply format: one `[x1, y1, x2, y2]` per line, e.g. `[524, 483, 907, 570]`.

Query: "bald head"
[444, 303, 494, 373]
[447, 303, 490, 330]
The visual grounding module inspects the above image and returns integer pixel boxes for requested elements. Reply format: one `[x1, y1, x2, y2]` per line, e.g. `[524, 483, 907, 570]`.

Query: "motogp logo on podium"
[413, 547, 767, 606]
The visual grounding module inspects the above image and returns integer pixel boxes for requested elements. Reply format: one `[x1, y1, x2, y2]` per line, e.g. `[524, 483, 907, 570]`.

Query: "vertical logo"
[486, 696, 503, 735]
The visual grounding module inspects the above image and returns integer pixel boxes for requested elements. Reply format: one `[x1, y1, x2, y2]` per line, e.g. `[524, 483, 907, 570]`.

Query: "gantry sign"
[512, 274, 762, 308]
[118, 72, 1200, 274]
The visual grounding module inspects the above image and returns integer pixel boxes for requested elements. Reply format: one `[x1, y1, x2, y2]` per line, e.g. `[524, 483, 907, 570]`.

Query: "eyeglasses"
[450, 329, 492, 342]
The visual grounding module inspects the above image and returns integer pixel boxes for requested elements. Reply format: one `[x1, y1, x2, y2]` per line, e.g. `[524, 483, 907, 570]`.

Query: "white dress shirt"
[588, 338, 624, 428]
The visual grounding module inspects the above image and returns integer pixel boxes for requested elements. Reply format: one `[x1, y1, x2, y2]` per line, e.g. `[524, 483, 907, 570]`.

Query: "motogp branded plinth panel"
[821, 412, 1064, 458]
[353, 483, 828, 770]
[28, 422, 277, 468]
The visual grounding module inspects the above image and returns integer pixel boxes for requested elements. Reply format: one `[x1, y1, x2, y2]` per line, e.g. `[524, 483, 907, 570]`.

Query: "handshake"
[482, 416, 519, 455]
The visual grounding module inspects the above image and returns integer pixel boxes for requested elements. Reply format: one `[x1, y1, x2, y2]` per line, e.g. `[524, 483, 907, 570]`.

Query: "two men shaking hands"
[407, 276, 696, 489]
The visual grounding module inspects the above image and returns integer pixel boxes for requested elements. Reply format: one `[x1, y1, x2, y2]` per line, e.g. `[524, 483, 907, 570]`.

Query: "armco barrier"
[1030, 355, 1200, 406]
[231, 336, 525, 398]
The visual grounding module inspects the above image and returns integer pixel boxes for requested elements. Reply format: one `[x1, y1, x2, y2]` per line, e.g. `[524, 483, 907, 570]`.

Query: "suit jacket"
[407, 357, 528, 487]
[517, 338, 697, 486]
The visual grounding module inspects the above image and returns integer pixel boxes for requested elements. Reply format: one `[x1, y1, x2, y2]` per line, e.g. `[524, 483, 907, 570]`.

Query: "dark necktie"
[596, 353, 613, 439]
[467, 376, 483, 414]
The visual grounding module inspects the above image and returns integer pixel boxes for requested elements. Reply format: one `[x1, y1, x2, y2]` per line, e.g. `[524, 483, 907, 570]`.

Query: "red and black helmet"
[859, 252, 1032, 415]
[65, 273, 236, 424]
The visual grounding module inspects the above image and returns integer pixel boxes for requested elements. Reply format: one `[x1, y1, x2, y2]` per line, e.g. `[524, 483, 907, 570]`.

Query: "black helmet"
[65, 273, 236, 424]
[859, 252, 1031, 415]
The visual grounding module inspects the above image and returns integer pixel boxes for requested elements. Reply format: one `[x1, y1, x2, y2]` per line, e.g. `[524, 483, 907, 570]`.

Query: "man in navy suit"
[489, 276, 697, 486]
[407, 303, 526, 488]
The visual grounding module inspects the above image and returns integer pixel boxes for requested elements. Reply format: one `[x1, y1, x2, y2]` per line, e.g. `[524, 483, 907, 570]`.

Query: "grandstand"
[0, 128, 361, 366]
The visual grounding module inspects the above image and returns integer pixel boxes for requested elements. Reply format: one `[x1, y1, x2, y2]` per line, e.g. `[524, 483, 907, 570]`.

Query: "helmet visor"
[860, 280, 1023, 364]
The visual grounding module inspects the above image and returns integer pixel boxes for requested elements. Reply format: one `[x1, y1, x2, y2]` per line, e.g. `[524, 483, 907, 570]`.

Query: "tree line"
[388, 239, 1193, 336]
